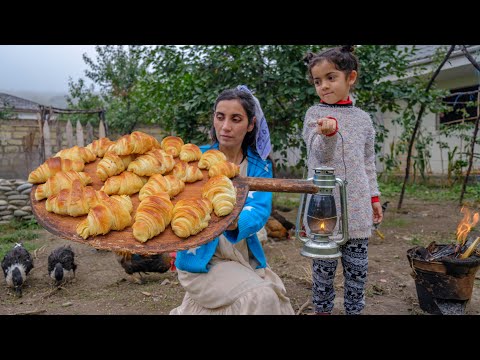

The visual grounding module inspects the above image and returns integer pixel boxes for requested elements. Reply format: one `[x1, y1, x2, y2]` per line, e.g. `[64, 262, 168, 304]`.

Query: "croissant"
[161, 136, 184, 157]
[202, 175, 237, 217]
[208, 160, 240, 179]
[45, 180, 109, 217]
[198, 149, 227, 170]
[55, 146, 96, 163]
[96, 152, 135, 181]
[179, 143, 202, 162]
[139, 174, 185, 201]
[86, 137, 115, 158]
[127, 149, 175, 177]
[132, 192, 173, 243]
[171, 161, 204, 183]
[35, 171, 92, 201]
[107, 131, 161, 156]
[171, 198, 212, 238]
[28, 157, 85, 184]
[100, 171, 148, 196]
[76, 195, 133, 239]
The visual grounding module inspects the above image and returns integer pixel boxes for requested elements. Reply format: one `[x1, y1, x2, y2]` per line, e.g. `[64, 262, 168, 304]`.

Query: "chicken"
[115, 251, 174, 284]
[266, 218, 288, 239]
[48, 245, 77, 286]
[1, 243, 34, 297]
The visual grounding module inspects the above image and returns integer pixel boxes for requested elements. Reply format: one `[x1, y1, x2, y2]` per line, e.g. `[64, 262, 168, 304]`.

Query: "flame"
[456, 207, 479, 246]
[320, 222, 325, 231]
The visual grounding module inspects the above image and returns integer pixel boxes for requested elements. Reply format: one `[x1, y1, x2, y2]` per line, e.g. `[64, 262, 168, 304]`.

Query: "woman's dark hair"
[303, 45, 359, 84]
[210, 88, 258, 156]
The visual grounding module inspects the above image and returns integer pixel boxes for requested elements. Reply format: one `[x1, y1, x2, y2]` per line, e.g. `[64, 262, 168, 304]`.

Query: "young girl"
[302, 46, 383, 315]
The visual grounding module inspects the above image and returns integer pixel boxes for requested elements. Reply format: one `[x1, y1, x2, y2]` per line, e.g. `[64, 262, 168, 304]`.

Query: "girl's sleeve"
[302, 107, 337, 163]
[224, 160, 273, 244]
[364, 117, 381, 197]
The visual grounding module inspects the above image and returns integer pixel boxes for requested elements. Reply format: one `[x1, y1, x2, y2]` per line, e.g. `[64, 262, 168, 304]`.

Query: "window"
[439, 85, 479, 126]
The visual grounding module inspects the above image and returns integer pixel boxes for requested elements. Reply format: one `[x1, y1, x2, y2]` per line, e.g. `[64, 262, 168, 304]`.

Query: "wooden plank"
[76, 120, 84, 147]
[66, 120, 74, 148]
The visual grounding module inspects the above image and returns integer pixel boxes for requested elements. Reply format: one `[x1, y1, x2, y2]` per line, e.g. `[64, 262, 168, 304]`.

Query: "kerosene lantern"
[295, 166, 349, 259]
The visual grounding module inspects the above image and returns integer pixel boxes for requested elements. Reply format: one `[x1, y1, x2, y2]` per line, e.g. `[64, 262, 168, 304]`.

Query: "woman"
[170, 86, 294, 315]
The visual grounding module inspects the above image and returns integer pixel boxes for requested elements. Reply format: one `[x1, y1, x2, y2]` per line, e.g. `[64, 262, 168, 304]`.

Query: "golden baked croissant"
[55, 146, 96, 163]
[132, 192, 173, 243]
[96, 152, 135, 181]
[45, 180, 109, 217]
[28, 157, 85, 184]
[107, 131, 161, 156]
[171, 161, 204, 183]
[208, 160, 240, 179]
[100, 171, 148, 195]
[35, 170, 92, 201]
[202, 175, 237, 216]
[127, 149, 175, 177]
[76, 195, 133, 239]
[171, 198, 212, 238]
[161, 136, 184, 157]
[86, 137, 115, 158]
[179, 143, 202, 162]
[198, 149, 227, 170]
[139, 174, 185, 201]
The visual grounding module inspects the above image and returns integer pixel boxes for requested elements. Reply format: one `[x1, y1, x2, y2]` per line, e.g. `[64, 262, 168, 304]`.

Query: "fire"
[456, 207, 479, 246]
[320, 222, 325, 231]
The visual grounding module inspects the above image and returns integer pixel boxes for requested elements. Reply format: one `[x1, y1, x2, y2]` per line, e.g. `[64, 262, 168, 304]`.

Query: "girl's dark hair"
[210, 88, 258, 156]
[303, 45, 359, 83]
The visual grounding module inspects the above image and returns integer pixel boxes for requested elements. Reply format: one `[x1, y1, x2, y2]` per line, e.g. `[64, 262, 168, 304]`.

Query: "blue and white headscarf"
[237, 85, 272, 161]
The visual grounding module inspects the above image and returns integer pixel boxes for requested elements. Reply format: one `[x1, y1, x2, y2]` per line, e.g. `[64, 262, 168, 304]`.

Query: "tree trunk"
[397, 45, 456, 210]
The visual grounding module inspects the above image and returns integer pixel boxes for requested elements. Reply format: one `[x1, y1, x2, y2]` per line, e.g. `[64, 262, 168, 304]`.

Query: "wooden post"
[99, 117, 106, 138]
[86, 121, 94, 144]
[54, 114, 62, 152]
[76, 120, 84, 147]
[43, 114, 52, 159]
[66, 120, 74, 148]
[37, 107, 45, 163]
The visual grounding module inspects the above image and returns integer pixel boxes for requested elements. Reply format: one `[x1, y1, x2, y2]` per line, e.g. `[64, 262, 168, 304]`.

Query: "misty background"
[0, 45, 97, 107]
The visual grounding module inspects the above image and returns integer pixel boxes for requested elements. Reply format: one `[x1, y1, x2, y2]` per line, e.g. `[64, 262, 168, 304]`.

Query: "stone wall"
[0, 119, 167, 179]
[0, 179, 33, 225]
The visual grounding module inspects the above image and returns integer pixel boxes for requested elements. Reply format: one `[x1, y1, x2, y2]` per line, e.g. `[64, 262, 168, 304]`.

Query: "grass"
[272, 193, 301, 209]
[0, 219, 42, 259]
[379, 180, 480, 203]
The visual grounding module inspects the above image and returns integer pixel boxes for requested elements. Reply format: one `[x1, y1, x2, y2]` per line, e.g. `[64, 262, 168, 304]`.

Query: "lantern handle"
[334, 178, 349, 246]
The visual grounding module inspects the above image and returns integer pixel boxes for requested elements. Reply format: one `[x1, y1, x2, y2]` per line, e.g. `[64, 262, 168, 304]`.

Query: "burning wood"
[456, 207, 479, 247]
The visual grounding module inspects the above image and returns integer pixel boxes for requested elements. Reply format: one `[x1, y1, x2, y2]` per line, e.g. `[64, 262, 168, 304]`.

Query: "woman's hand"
[316, 117, 337, 136]
[372, 202, 383, 225]
[226, 218, 238, 231]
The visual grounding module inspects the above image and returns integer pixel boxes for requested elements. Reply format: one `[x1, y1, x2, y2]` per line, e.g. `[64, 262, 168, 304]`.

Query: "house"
[0, 92, 41, 120]
[379, 45, 480, 176]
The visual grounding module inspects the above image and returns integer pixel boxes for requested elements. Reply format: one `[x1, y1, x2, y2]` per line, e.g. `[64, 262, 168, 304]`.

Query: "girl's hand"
[316, 117, 337, 136]
[372, 202, 383, 225]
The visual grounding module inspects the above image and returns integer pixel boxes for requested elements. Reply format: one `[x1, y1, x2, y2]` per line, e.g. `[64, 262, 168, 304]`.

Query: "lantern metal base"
[300, 237, 342, 259]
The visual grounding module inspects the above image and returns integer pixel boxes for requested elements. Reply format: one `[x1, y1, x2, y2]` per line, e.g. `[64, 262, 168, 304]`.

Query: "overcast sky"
[0, 45, 98, 94]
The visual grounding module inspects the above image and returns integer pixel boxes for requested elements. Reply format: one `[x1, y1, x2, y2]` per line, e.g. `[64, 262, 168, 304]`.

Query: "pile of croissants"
[28, 131, 240, 243]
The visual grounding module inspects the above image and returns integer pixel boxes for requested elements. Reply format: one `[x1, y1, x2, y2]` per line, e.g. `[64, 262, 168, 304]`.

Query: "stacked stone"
[0, 179, 34, 225]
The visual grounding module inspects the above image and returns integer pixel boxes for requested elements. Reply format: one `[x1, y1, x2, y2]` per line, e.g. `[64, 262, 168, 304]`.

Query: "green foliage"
[66, 46, 149, 135]
[0, 219, 40, 260]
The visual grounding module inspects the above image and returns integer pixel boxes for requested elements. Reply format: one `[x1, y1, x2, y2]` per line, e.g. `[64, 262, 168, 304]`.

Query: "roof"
[0, 93, 41, 111]
[402, 45, 480, 67]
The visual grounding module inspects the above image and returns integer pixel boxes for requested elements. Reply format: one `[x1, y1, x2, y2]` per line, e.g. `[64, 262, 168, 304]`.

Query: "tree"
[68, 45, 149, 134]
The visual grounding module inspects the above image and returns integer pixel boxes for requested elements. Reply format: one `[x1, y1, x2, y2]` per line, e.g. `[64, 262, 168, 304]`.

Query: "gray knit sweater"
[302, 103, 380, 239]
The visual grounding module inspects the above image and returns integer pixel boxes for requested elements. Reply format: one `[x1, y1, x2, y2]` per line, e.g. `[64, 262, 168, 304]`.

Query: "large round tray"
[30, 158, 249, 255]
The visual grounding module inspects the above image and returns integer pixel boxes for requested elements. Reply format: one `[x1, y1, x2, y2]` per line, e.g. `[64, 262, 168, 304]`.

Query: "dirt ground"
[0, 197, 479, 316]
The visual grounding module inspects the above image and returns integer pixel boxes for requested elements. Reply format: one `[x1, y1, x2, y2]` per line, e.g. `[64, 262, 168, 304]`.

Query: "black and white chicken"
[1, 243, 34, 297]
[48, 245, 77, 286]
[115, 251, 175, 284]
